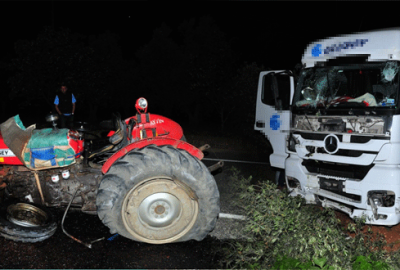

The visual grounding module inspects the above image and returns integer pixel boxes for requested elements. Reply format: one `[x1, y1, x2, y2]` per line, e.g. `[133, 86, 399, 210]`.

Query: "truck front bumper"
[285, 155, 400, 226]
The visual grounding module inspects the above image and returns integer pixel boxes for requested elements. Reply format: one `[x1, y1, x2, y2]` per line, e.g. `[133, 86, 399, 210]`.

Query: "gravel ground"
[203, 147, 273, 241]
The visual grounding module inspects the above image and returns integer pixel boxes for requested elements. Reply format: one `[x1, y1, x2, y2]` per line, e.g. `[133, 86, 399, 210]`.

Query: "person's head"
[60, 85, 68, 94]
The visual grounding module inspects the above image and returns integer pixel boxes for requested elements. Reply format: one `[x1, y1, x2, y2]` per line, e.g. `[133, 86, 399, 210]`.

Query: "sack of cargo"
[0, 115, 35, 164]
[0, 115, 83, 170]
[23, 128, 80, 169]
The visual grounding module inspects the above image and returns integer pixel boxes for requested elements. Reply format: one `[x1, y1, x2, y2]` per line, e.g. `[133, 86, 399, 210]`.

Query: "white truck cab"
[255, 28, 400, 225]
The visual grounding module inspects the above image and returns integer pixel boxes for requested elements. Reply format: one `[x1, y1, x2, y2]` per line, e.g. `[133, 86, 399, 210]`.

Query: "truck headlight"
[287, 134, 298, 152]
[287, 176, 301, 190]
[368, 191, 395, 207]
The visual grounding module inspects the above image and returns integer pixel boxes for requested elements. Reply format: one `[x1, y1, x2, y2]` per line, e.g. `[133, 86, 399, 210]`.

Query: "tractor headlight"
[138, 98, 147, 109]
[135, 97, 148, 113]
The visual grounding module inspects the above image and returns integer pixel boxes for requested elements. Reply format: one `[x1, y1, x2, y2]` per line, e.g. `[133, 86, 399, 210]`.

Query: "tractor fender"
[101, 137, 204, 174]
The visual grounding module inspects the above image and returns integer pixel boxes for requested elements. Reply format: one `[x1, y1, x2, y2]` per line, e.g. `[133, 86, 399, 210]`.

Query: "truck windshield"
[293, 61, 399, 109]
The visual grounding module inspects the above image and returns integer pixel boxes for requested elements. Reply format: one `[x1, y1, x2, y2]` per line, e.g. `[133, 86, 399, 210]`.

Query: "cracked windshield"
[293, 61, 399, 109]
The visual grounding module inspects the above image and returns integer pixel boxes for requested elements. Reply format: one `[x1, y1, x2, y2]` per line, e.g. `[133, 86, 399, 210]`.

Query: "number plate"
[0, 149, 15, 157]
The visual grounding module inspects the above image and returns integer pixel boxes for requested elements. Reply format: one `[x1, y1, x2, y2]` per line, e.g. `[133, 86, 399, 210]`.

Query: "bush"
[216, 168, 392, 269]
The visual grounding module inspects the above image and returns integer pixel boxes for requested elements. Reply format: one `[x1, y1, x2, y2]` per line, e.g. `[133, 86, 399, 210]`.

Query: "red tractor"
[0, 98, 221, 246]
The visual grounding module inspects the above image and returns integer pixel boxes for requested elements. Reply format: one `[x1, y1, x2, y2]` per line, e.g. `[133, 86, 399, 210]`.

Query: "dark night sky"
[0, 1, 399, 126]
[2, 1, 400, 71]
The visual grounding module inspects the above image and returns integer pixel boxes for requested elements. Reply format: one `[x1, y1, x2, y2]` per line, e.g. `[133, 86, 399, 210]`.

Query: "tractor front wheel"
[0, 201, 57, 242]
[96, 145, 220, 244]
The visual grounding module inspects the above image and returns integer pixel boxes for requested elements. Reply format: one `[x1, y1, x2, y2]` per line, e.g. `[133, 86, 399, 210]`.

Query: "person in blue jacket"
[54, 84, 76, 128]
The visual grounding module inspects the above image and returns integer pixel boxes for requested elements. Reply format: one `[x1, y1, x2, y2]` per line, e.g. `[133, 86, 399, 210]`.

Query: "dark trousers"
[59, 114, 74, 129]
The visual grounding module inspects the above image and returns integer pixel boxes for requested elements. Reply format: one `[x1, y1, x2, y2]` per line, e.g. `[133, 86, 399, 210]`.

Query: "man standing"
[54, 84, 76, 128]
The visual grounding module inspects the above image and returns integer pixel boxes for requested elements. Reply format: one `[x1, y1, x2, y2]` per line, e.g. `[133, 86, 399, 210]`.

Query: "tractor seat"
[88, 114, 128, 159]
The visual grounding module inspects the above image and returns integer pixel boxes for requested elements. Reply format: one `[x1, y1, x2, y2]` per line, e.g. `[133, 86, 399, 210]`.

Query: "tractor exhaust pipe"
[208, 161, 224, 172]
[198, 144, 210, 152]
[198, 144, 223, 172]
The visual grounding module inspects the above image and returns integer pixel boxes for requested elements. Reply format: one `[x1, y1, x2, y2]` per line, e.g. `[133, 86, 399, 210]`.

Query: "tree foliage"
[7, 27, 130, 122]
[178, 16, 235, 127]
[135, 16, 262, 131]
[216, 169, 392, 270]
[4, 18, 270, 129]
[134, 23, 185, 117]
[222, 62, 265, 132]
[9, 27, 90, 110]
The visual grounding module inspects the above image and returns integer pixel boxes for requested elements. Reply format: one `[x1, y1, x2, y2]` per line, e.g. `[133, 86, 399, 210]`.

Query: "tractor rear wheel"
[96, 145, 220, 244]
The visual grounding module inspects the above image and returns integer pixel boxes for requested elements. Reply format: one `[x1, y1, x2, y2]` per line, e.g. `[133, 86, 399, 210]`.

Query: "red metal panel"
[0, 132, 24, 165]
[126, 114, 184, 141]
[101, 138, 203, 174]
[67, 130, 84, 157]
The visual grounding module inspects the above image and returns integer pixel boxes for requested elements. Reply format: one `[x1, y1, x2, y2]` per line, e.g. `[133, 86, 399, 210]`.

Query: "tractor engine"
[3, 158, 102, 213]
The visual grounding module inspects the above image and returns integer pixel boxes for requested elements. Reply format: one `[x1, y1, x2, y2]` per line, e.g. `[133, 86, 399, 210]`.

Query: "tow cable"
[203, 154, 266, 221]
[203, 157, 269, 165]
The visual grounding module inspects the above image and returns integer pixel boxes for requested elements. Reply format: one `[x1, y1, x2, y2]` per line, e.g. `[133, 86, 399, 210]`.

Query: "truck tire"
[0, 201, 57, 243]
[275, 170, 286, 187]
[96, 145, 220, 244]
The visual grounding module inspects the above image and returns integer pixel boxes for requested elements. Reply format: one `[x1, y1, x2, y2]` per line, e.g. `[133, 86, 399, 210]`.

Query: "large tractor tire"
[0, 201, 57, 243]
[96, 145, 220, 244]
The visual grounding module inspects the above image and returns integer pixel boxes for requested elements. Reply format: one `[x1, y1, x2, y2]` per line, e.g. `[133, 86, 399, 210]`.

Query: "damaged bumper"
[286, 154, 400, 226]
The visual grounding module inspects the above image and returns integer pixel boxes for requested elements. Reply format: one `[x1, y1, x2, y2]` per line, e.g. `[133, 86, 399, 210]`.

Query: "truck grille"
[305, 146, 377, 157]
[295, 131, 389, 144]
[302, 160, 374, 180]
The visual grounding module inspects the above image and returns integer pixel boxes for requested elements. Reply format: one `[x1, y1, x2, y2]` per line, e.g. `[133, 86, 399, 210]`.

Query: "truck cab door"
[254, 70, 294, 169]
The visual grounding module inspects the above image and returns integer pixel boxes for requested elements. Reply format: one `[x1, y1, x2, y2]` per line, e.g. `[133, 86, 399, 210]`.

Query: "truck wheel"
[0, 202, 57, 242]
[275, 170, 286, 187]
[96, 145, 220, 244]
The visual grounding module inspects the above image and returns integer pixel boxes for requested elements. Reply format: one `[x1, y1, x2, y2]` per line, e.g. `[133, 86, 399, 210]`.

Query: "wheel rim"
[121, 177, 199, 244]
[7, 203, 48, 227]
[138, 192, 181, 227]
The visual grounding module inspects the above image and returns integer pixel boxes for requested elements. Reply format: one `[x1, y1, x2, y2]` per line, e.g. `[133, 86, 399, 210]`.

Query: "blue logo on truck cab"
[312, 44, 322, 57]
[270, 114, 281, 130]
